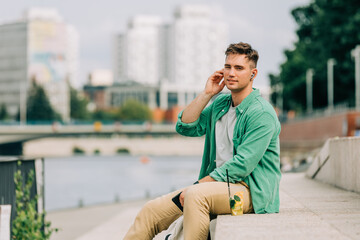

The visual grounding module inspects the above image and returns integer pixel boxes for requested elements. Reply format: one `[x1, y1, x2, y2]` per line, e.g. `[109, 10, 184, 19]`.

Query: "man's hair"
[225, 42, 259, 68]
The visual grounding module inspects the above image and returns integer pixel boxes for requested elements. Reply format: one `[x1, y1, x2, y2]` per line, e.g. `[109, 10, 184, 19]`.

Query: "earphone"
[250, 73, 255, 80]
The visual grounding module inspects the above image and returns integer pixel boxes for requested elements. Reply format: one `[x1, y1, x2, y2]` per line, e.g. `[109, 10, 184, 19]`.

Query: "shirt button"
[222, 109, 224, 112]
[240, 109, 243, 114]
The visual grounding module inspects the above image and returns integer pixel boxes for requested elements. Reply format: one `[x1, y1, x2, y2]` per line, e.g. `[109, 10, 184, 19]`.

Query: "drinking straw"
[226, 169, 231, 198]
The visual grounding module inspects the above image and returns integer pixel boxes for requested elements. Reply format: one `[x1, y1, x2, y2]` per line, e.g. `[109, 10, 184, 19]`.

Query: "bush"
[73, 146, 85, 154]
[116, 148, 130, 154]
[116, 99, 152, 121]
[12, 161, 58, 239]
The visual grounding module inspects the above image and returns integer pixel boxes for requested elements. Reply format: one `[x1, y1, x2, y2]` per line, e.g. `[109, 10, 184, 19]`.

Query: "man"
[124, 42, 281, 240]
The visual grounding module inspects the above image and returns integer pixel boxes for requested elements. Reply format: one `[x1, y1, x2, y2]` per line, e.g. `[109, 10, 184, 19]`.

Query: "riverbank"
[23, 136, 205, 157]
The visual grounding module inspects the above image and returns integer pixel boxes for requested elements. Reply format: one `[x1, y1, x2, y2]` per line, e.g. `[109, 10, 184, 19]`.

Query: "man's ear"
[250, 68, 258, 81]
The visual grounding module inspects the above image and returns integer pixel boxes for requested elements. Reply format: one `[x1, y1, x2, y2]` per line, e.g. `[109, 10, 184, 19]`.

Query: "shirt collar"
[234, 88, 260, 114]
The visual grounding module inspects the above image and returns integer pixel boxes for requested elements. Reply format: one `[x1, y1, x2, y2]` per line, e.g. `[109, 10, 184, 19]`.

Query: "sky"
[1, 0, 311, 89]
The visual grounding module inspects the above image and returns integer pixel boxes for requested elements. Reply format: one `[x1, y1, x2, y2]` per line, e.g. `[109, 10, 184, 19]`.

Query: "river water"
[44, 155, 201, 211]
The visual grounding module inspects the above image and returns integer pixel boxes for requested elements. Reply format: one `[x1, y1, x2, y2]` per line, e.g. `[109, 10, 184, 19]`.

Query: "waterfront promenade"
[47, 199, 147, 240]
[47, 172, 360, 240]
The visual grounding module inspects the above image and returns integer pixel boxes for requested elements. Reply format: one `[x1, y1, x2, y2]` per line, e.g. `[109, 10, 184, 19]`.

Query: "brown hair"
[225, 42, 259, 68]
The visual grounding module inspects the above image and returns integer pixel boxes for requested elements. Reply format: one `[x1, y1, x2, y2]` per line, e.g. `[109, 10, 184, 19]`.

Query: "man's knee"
[185, 184, 208, 205]
[141, 198, 161, 217]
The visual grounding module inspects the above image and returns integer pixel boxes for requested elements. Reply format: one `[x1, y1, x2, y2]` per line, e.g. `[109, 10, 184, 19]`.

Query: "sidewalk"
[48, 173, 360, 239]
[215, 173, 360, 239]
[47, 200, 147, 240]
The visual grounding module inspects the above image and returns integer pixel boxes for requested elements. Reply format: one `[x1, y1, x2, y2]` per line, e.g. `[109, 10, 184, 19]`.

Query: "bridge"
[0, 122, 176, 155]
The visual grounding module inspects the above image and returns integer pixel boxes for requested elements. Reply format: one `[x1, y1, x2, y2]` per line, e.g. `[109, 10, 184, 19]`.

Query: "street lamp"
[327, 58, 336, 112]
[19, 81, 27, 125]
[306, 68, 314, 113]
[351, 45, 360, 110]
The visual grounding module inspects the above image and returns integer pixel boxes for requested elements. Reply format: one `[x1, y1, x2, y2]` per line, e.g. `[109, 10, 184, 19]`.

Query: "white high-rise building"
[170, 5, 228, 87]
[114, 15, 162, 85]
[0, 8, 79, 121]
[66, 24, 80, 88]
[112, 4, 228, 110]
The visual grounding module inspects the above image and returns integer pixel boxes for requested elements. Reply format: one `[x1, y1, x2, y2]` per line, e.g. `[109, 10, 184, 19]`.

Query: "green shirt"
[175, 89, 281, 214]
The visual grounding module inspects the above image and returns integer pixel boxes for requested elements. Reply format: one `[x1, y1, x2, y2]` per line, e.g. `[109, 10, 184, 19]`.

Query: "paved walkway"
[47, 200, 147, 240]
[48, 173, 360, 240]
[215, 173, 360, 239]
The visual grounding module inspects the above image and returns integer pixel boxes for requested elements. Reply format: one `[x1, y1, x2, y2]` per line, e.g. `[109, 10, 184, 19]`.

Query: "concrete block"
[307, 137, 360, 193]
[306, 139, 330, 178]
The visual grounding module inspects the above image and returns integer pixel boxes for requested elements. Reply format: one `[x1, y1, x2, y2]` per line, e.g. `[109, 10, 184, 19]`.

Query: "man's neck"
[231, 87, 253, 107]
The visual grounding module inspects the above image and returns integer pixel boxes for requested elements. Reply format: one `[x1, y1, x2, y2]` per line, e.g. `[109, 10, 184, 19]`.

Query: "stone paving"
[215, 173, 360, 240]
[48, 173, 360, 240]
[47, 200, 146, 240]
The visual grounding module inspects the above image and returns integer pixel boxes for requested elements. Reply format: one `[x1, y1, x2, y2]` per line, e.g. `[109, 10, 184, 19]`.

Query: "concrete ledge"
[214, 173, 360, 240]
[307, 137, 360, 193]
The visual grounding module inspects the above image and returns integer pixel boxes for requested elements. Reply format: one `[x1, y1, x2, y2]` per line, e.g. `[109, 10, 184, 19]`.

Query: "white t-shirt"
[215, 104, 237, 168]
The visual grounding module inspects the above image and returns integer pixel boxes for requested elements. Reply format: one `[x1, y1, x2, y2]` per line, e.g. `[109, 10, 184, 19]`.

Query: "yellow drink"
[230, 191, 244, 216]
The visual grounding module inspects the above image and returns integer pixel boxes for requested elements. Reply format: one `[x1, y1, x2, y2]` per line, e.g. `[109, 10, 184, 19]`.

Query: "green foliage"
[12, 161, 58, 239]
[0, 103, 9, 120]
[93, 148, 101, 154]
[116, 147, 130, 154]
[234, 195, 241, 202]
[80, 98, 152, 122]
[271, 0, 360, 112]
[27, 81, 61, 121]
[116, 99, 152, 121]
[70, 86, 91, 120]
[73, 146, 85, 154]
[92, 109, 116, 121]
[229, 198, 235, 209]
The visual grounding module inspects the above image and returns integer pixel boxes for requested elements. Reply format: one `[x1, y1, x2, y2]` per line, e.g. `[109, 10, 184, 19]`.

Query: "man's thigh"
[185, 182, 252, 214]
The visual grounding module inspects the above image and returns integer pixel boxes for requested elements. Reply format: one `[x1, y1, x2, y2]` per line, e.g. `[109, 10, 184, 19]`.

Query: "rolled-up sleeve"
[209, 112, 276, 183]
[175, 105, 212, 137]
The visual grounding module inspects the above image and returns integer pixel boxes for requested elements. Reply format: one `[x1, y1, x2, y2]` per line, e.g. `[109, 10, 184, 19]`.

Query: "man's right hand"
[204, 69, 226, 97]
[180, 69, 226, 123]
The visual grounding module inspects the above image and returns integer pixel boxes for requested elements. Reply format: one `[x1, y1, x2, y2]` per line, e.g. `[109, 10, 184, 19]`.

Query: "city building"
[83, 69, 114, 110]
[66, 24, 80, 88]
[83, 85, 107, 111]
[0, 8, 79, 122]
[112, 4, 228, 114]
[113, 15, 163, 85]
[169, 4, 228, 89]
[88, 69, 114, 86]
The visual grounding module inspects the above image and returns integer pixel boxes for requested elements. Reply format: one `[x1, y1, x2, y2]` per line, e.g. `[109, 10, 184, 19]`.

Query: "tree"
[270, 0, 360, 113]
[70, 86, 91, 120]
[0, 103, 9, 120]
[92, 109, 116, 121]
[116, 99, 152, 121]
[27, 81, 61, 121]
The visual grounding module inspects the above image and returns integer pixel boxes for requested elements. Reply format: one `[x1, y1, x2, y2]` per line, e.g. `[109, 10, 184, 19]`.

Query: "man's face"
[224, 54, 256, 93]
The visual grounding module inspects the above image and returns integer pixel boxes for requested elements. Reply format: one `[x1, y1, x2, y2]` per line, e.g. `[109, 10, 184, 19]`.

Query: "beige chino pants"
[124, 182, 253, 240]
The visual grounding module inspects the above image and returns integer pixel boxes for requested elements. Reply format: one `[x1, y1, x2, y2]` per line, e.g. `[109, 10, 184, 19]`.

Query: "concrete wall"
[307, 137, 360, 193]
[280, 113, 346, 142]
[280, 112, 360, 142]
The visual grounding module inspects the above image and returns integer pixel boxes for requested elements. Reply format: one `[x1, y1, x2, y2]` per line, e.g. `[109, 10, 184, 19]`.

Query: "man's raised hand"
[204, 69, 226, 96]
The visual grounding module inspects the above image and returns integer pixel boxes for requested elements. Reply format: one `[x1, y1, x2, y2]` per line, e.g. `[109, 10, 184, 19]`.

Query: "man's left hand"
[198, 175, 216, 183]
